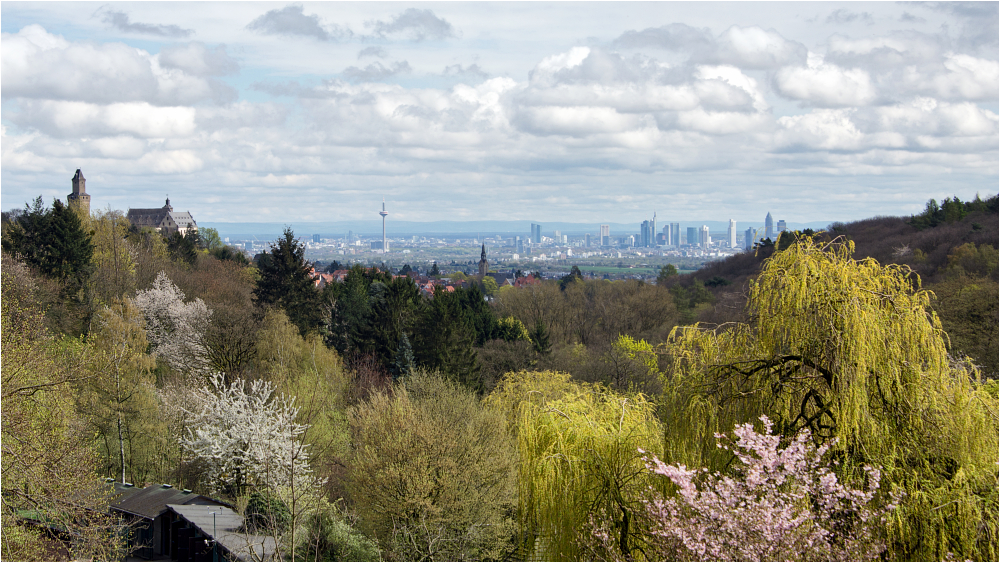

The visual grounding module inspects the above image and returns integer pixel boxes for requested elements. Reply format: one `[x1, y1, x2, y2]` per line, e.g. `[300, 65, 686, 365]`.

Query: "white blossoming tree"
[178, 373, 313, 494]
[133, 271, 212, 376]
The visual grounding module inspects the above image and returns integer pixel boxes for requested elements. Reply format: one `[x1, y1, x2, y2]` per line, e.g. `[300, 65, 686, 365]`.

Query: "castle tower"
[478, 244, 489, 277]
[67, 169, 91, 216]
[379, 198, 388, 253]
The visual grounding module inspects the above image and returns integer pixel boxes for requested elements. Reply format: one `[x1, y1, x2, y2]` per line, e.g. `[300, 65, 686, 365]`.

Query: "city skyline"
[2, 2, 996, 224]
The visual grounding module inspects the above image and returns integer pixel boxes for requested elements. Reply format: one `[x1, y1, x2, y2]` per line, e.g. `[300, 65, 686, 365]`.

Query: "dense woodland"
[2, 194, 997, 562]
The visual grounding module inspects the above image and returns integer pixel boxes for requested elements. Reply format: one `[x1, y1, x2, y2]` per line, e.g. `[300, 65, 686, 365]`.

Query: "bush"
[296, 501, 380, 562]
[244, 491, 291, 534]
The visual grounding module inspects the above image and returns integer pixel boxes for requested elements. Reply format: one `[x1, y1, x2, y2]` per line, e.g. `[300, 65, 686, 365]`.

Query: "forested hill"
[676, 194, 999, 377]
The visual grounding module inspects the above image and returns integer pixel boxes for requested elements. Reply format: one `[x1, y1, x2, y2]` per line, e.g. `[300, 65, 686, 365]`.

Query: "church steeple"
[478, 243, 489, 277]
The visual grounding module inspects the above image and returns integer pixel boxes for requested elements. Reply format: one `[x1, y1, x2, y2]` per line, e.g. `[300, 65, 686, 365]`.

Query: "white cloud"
[7, 100, 197, 138]
[1, 25, 233, 105]
[774, 62, 877, 107]
[709, 26, 807, 69]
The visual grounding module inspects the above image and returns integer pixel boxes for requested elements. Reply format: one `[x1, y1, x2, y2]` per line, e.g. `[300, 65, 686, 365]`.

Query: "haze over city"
[2, 1, 997, 225]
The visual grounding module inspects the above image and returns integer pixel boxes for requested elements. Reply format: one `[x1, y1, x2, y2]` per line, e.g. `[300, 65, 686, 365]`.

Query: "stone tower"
[478, 244, 489, 277]
[68, 169, 90, 215]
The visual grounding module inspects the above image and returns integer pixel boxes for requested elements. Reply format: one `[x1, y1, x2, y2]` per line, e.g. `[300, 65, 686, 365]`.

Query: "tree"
[2, 197, 94, 304]
[660, 237, 999, 560]
[199, 227, 223, 251]
[254, 228, 325, 336]
[2, 260, 126, 561]
[390, 333, 415, 381]
[656, 263, 677, 285]
[177, 373, 315, 495]
[165, 230, 198, 266]
[429, 262, 440, 276]
[89, 209, 137, 307]
[486, 370, 663, 560]
[481, 275, 499, 296]
[529, 319, 551, 355]
[349, 371, 517, 561]
[82, 298, 157, 484]
[133, 272, 212, 377]
[598, 416, 894, 561]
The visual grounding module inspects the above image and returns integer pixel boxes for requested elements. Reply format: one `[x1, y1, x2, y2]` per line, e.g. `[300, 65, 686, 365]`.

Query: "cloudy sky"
[2, 2, 997, 225]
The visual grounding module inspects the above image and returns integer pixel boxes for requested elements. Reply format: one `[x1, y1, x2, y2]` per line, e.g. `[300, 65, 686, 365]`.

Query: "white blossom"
[178, 373, 313, 493]
[133, 271, 211, 375]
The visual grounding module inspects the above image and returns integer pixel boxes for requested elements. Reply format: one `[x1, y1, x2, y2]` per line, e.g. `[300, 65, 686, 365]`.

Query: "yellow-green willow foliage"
[660, 237, 999, 561]
[487, 370, 663, 561]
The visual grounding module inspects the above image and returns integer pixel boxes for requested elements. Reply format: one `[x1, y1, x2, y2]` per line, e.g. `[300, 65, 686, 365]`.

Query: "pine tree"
[390, 333, 415, 381]
[254, 228, 324, 336]
[2, 197, 94, 292]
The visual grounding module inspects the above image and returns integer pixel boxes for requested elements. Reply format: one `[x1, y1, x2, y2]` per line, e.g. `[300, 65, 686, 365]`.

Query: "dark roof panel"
[110, 484, 214, 520]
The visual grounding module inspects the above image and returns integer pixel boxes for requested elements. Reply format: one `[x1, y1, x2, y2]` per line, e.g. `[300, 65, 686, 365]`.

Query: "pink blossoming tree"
[593, 415, 896, 561]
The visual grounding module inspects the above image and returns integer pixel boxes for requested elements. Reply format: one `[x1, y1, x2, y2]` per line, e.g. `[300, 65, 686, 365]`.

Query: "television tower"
[379, 198, 388, 253]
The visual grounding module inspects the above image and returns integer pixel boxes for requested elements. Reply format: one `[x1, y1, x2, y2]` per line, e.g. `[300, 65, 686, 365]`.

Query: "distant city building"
[600, 224, 610, 246]
[670, 223, 680, 247]
[777, 219, 787, 233]
[651, 211, 656, 245]
[745, 227, 754, 250]
[127, 198, 197, 237]
[67, 169, 90, 216]
[728, 219, 737, 248]
[700, 225, 710, 248]
[686, 227, 698, 247]
[641, 220, 652, 247]
[765, 212, 774, 240]
[585, 233, 592, 247]
[313, 234, 321, 243]
[531, 223, 542, 244]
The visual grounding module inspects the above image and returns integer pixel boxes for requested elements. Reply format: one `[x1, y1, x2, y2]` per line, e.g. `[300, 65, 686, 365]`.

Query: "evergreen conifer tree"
[254, 228, 324, 336]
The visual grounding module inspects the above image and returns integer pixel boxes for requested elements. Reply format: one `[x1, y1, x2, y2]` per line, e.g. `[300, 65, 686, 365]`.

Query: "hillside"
[673, 195, 999, 377]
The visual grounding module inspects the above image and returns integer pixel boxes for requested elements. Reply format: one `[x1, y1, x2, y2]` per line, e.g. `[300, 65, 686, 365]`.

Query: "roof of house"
[110, 483, 219, 520]
[167, 504, 277, 562]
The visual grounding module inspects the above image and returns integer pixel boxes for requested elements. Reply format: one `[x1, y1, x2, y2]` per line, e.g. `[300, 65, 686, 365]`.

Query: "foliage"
[909, 194, 998, 230]
[165, 230, 199, 266]
[254, 227, 325, 336]
[177, 373, 314, 495]
[294, 499, 381, 562]
[660, 237, 999, 560]
[244, 490, 291, 534]
[559, 265, 583, 290]
[133, 272, 212, 377]
[349, 370, 517, 561]
[390, 333, 415, 381]
[486, 370, 663, 561]
[199, 227, 224, 251]
[493, 278, 678, 348]
[481, 274, 499, 296]
[529, 319, 551, 355]
[255, 309, 351, 488]
[412, 286, 483, 390]
[1, 260, 126, 561]
[656, 263, 677, 285]
[89, 209, 137, 306]
[1, 196, 94, 292]
[80, 298, 158, 484]
[599, 334, 662, 394]
[609, 416, 894, 561]
[429, 262, 440, 276]
[931, 273, 999, 378]
[495, 315, 531, 342]
[942, 241, 999, 279]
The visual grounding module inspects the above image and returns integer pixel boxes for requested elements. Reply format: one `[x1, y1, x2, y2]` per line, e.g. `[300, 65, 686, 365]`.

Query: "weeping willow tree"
[660, 237, 998, 561]
[486, 370, 663, 561]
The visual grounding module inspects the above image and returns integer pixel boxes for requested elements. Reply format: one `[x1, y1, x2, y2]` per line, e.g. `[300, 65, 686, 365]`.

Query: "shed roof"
[110, 483, 217, 520]
[167, 504, 277, 561]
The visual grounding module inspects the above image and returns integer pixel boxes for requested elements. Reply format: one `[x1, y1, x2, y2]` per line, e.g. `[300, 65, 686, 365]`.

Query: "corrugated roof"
[110, 484, 214, 520]
[167, 504, 277, 562]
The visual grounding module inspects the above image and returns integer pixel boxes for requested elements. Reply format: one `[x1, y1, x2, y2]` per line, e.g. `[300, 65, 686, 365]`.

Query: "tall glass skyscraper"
[531, 223, 541, 244]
